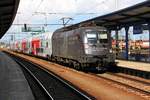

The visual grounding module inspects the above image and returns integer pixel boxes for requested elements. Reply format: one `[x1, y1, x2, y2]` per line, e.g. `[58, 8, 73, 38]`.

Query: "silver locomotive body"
[52, 26, 115, 70]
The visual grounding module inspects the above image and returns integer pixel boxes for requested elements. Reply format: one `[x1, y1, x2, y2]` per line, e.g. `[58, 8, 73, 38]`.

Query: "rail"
[6, 52, 93, 100]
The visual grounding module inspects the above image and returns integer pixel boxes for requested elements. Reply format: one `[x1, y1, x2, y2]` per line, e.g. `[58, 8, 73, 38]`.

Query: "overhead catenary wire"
[16, 0, 111, 26]
[25, 0, 45, 22]
[12, 23, 72, 26]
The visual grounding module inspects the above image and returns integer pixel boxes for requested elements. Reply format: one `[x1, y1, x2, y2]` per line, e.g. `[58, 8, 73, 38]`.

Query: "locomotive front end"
[82, 27, 115, 69]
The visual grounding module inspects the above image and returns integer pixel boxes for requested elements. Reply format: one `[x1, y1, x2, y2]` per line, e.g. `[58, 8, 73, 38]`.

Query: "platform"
[0, 51, 34, 100]
[116, 60, 150, 72]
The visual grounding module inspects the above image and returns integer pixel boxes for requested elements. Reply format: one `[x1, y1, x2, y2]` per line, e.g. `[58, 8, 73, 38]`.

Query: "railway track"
[107, 72, 150, 85]
[6, 51, 149, 79]
[8, 53, 93, 100]
[91, 73, 150, 99]
[115, 66, 150, 79]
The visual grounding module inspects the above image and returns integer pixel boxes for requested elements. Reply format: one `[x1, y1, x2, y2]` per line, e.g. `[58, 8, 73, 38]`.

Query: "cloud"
[13, 0, 147, 24]
[5, 0, 147, 33]
[1, 0, 146, 41]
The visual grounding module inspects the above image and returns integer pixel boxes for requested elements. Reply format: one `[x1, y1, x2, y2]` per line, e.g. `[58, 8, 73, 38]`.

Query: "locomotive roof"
[55, 0, 150, 32]
[55, 26, 105, 33]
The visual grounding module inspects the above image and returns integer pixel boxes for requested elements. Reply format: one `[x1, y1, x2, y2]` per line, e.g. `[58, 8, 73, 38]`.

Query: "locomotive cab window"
[85, 31, 108, 44]
[98, 31, 108, 43]
[86, 33, 97, 44]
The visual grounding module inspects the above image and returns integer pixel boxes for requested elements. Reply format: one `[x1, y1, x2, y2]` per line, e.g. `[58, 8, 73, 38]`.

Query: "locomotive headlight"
[84, 44, 89, 49]
[109, 49, 113, 53]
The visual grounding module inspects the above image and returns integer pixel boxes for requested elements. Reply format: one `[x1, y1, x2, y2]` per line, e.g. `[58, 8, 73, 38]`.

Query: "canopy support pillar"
[125, 26, 129, 60]
[148, 22, 150, 62]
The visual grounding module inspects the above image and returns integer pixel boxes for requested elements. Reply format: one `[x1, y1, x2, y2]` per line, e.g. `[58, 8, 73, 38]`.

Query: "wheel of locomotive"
[73, 62, 76, 69]
[57, 57, 62, 64]
[73, 62, 81, 70]
[68, 61, 72, 67]
[54, 57, 57, 63]
[76, 63, 81, 70]
[80, 63, 86, 71]
[47, 55, 51, 61]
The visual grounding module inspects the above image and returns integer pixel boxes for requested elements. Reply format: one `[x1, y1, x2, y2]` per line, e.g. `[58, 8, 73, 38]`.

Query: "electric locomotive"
[52, 26, 115, 70]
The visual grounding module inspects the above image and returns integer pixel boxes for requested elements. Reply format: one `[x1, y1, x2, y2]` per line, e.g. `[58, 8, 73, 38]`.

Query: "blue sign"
[133, 25, 142, 34]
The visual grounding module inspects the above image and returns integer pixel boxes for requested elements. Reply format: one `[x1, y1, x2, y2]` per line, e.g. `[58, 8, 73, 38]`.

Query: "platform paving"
[0, 51, 34, 100]
[116, 59, 150, 72]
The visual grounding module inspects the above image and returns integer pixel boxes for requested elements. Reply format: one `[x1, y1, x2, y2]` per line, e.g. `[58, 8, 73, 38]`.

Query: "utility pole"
[60, 17, 73, 27]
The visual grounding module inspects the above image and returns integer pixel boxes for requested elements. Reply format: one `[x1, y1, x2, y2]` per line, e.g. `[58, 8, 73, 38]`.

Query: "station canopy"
[0, 0, 20, 38]
[62, 0, 150, 31]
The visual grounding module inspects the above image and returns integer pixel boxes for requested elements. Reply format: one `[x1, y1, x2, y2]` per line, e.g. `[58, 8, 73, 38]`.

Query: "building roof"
[61, 0, 150, 31]
[0, 0, 20, 38]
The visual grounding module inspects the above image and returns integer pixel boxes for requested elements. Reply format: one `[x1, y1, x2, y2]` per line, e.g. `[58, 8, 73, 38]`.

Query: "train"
[10, 26, 115, 71]
[112, 39, 150, 50]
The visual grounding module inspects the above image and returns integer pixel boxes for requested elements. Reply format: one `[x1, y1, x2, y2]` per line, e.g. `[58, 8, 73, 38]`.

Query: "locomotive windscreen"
[98, 31, 108, 43]
[86, 31, 108, 44]
[87, 33, 97, 44]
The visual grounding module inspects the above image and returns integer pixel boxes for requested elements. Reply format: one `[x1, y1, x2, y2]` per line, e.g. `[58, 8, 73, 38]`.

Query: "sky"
[0, 0, 148, 42]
